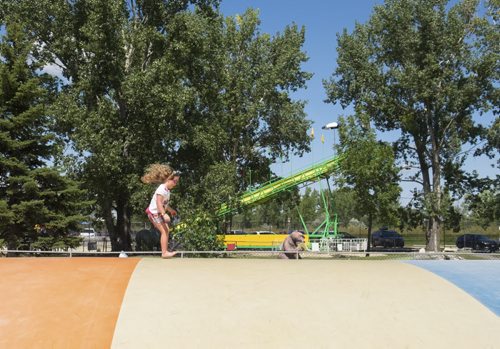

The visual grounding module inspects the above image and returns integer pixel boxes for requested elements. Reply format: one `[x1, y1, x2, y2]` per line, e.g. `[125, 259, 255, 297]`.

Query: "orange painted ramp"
[0, 257, 139, 349]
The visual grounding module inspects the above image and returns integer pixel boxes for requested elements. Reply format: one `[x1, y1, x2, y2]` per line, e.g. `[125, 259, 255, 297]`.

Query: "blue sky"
[220, 0, 498, 203]
[221, 0, 384, 160]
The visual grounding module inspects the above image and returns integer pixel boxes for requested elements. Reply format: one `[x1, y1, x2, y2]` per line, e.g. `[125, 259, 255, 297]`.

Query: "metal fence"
[75, 237, 112, 252]
[309, 238, 368, 252]
[2, 248, 500, 261]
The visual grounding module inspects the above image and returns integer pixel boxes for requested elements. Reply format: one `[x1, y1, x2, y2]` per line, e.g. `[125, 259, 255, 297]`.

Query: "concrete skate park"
[0, 257, 499, 349]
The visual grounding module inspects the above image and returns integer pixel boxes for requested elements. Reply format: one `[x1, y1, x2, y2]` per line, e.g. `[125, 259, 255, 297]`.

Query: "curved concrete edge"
[0, 258, 139, 349]
[112, 259, 500, 349]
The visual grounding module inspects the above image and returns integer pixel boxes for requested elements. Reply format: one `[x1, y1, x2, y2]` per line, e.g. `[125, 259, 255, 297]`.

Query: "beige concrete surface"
[112, 259, 500, 349]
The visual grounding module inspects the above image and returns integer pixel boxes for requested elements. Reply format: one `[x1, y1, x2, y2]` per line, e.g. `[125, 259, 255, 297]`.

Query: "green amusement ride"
[218, 155, 344, 239]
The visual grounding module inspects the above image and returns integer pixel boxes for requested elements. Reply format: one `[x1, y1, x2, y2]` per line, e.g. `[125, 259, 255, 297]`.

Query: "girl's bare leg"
[155, 222, 176, 258]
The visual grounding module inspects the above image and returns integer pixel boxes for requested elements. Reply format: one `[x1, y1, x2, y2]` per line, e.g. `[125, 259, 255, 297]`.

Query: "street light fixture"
[322, 121, 340, 151]
[321, 122, 339, 130]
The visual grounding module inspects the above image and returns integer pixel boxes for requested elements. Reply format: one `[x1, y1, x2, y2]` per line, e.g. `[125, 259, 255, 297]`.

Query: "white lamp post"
[322, 122, 340, 152]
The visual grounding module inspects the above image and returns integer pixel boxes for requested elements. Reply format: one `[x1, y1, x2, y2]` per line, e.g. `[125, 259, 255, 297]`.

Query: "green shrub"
[173, 212, 224, 252]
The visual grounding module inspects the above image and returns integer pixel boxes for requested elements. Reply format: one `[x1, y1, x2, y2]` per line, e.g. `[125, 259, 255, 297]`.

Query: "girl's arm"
[155, 194, 165, 214]
[156, 194, 171, 222]
[166, 205, 177, 216]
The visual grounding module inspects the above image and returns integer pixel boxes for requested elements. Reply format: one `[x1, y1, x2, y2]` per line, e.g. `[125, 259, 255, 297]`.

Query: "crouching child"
[279, 231, 305, 259]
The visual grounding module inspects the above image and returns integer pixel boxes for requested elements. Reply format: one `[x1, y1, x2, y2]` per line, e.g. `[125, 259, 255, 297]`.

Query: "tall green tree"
[324, 0, 498, 251]
[175, 9, 312, 214]
[298, 187, 320, 225]
[331, 187, 359, 228]
[465, 185, 499, 229]
[0, 20, 87, 249]
[334, 115, 401, 248]
[256, 200, 281, 229]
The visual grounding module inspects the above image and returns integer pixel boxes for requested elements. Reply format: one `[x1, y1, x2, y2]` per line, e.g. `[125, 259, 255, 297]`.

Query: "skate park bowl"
[0, 256, 499, 349]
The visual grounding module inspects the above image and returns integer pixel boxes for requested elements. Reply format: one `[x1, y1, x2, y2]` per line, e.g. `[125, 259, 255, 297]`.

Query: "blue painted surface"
[407, 260, 500, 316]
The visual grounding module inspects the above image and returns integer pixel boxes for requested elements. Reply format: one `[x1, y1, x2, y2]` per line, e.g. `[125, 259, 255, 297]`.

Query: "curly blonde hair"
[141, 163, 175, 184]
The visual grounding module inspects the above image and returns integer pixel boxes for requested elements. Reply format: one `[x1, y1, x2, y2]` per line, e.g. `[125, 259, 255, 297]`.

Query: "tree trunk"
[414, 135, 442, 252]
[427, 216, 441, 252]
[365, 211, 372, 257]
[102, 197, 132, 252]
[426, 120, 442, 252]
[103, 199, 119, 251]
[115, 195, 132, 251]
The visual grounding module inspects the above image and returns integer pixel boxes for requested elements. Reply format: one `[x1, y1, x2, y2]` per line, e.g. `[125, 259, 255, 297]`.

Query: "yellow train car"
[218, 232, 309, 250]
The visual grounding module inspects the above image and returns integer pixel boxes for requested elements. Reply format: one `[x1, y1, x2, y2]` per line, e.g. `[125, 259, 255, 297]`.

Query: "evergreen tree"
[0, 20, 87, 249]
[298, 187, 320, 227]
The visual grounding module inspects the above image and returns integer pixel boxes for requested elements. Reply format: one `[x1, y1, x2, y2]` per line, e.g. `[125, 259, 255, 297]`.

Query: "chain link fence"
[2, 247, 500, 261]
[3, 219, 498, 258]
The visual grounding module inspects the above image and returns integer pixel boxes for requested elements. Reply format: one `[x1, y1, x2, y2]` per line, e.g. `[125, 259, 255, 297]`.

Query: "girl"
[141, 164, 180, 258]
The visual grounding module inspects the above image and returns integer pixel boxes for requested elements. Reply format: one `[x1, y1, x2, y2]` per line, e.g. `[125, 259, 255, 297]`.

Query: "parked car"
[371, 229, 404, 248]
[456, 234, 499, 252]
[79, 228, 96, 238]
